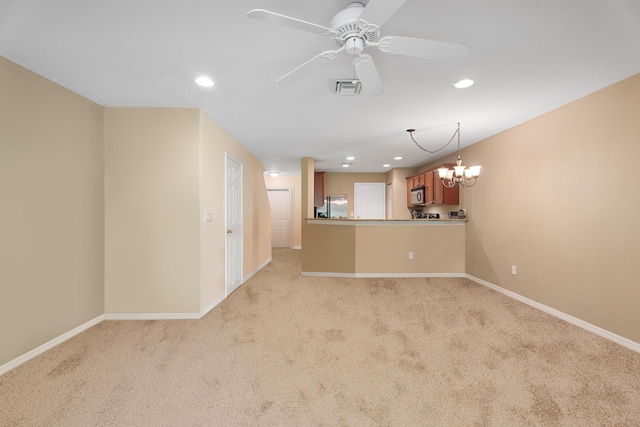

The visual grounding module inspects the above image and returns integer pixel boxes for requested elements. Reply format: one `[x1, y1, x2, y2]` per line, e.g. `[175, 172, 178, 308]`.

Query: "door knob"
[227, 229, 233, 234]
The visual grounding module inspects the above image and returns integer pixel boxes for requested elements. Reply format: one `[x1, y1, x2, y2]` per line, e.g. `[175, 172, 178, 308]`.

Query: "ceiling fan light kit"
[247, 0, 470, 97]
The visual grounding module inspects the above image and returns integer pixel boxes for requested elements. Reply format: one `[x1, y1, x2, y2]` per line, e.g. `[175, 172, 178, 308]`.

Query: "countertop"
[306, 218, 468, 225]
[307, 217, 467, 221]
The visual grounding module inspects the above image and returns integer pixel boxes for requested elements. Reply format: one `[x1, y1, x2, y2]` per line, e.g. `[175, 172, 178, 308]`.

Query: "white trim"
[0, 314, 104, 376]
[292, 245, 302, 250]
[302, 272, 464, 278]
[243, 256, 272, 283]
[102, 256, 272, 323]
[105, 293, 229, 321]
[466, 274, 640, 354]
[104, 312, 201, 321]
[199, 294, 226, 318]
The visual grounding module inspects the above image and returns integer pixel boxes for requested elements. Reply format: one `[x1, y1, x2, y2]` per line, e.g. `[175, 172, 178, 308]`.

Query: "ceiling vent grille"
[334, 80, 362, 95]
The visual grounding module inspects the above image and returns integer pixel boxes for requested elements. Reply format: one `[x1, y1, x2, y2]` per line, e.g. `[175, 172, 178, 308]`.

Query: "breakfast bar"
[301, 218, 467, 277]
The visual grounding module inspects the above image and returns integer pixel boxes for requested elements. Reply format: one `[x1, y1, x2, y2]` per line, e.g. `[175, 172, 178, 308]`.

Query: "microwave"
[410, 186, 426, 206]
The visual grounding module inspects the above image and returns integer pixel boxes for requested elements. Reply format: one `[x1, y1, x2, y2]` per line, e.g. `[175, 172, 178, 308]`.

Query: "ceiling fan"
[247, 0, 470, 97]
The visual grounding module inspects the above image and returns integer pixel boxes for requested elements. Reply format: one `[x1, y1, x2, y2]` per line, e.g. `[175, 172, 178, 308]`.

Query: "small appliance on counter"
[448, 209, 467, 219]
[411, 209, 423, 219]
[425, 213, 440, 219]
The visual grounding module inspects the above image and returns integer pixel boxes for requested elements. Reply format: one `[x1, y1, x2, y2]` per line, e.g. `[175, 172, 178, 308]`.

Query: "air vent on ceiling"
[334, 80, 361, 96]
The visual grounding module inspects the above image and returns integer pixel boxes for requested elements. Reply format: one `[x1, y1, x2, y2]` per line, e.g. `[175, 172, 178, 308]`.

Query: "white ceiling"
[2, 0, 639, 174]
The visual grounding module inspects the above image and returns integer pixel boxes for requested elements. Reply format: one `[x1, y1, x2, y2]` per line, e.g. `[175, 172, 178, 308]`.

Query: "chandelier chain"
[407, 123, 460, 154]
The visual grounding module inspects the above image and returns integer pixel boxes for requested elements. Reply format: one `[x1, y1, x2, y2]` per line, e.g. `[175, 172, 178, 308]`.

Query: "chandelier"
[406, 122, 481, 188]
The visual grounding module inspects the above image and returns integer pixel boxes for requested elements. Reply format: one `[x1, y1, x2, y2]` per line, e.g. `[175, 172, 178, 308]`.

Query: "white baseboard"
[199, 294, 225, 318]
[302, 272, 465, 278]
[292, 245, 302, 250]
[466, 274, 640, 354]
[104, 312, 201, 320]
[105, 293, 227, 321]
[6, 272, 634, 378]
[243, 256, 271, 283]
[0, 314, 104, 376]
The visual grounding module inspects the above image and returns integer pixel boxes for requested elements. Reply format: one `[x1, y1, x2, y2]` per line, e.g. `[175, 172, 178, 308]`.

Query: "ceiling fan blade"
[247, 9, 333, 35]
[359, 0, 407, 28]
[355, 54, 384, 97]
[276, 48, 344, 86]
[377, 36, 470, 61]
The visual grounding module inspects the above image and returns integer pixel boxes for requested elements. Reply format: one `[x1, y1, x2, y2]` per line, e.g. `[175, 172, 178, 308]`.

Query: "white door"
[226, 154, 243, 296]
[267, 188, 292, 248]
[354, 182, 386, 219]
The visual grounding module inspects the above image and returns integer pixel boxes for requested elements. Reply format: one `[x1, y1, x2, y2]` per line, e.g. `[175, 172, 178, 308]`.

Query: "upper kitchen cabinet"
[433, 174, 459, 205]
[411, 174, 425, 188]
[406, 165, 459, 206]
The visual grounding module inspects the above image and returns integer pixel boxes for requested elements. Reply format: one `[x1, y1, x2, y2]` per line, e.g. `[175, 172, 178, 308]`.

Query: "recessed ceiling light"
[268, 171, 280, 177]
[454, 79, 474, 89]
[342, 163, 351, 168]
[394, 156, 402, 160]
[346, 156, 355, 160]
[195, 76, 214, 87]
[383, 164, 390, 168]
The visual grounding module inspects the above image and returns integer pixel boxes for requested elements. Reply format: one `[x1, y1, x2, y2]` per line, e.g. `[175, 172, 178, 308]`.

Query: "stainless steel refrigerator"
[316, 195, 348, 219]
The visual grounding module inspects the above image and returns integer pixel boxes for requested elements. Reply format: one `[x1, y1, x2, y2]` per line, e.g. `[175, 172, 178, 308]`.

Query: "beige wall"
[301, 157, 315, 220]
[105, 108, 201, 314]
[302, 221, 465, 274]
[385, 167, 418, 219]
[264, 174, 302, 248]
[105, 108, 272, 315]
[355, 223, 465, 274]
[432, 73, 640, 343]
[302, 223, 356, 273]
[323, 172, 387, 218]
[207, 114, 272, 281]
[0, 57, 105, 365]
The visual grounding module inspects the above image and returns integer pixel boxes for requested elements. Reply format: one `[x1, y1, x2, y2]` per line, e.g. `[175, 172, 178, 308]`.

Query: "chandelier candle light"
[406, 122, 481, 188]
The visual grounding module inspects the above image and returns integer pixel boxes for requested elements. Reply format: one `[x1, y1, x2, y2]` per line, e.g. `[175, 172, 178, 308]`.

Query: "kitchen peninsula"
[301, 218, 466, 277]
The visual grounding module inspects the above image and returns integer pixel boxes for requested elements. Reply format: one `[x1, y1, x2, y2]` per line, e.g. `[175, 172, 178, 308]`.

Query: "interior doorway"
[354, 182, 386, 219]
[267, 188, 292, 248]
[225, 154, 243, 296]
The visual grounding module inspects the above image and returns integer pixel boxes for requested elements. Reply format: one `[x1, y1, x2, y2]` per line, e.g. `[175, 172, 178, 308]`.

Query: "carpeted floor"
[1, 248, 640, 426]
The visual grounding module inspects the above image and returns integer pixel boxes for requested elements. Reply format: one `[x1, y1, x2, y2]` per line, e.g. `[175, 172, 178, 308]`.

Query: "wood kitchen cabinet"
[424, 171, 435, 204]
[412, 174, 425, 188]
[406, 165, 459, 207]
[432, 164, 459, 205]
[314, 172, 325, 208]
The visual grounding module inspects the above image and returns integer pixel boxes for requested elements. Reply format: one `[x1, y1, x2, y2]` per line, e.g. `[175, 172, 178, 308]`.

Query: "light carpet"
[1, 249, 639, 426]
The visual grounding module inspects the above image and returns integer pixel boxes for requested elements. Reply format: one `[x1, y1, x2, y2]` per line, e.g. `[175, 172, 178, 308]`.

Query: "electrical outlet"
[511, 265, 517, 275]
[408, 252, 414, 260]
